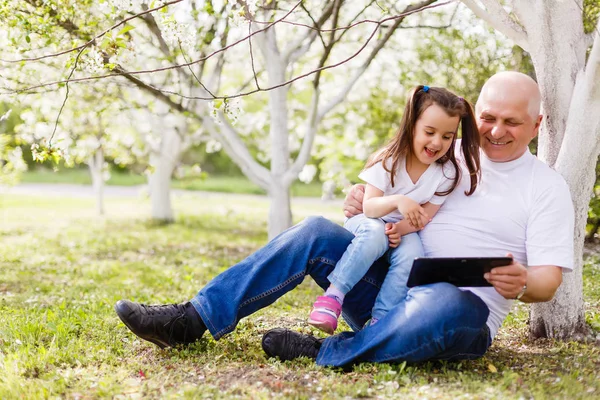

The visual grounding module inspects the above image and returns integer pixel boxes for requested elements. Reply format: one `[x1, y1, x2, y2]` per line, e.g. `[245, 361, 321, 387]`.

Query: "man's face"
[477, 94, 542, 162]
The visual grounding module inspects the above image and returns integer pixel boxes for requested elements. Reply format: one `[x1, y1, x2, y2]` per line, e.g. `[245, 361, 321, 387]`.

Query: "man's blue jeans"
[330, 214, 424, 322]
[190, 217, 491, 367]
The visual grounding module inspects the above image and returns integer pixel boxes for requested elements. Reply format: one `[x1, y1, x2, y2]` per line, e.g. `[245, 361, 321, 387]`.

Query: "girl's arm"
[362, 184, 404, 218]
[394, 202, 441, 235]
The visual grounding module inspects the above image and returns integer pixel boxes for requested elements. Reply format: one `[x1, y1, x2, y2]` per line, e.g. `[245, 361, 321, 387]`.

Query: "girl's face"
[411, 103, 458, 167]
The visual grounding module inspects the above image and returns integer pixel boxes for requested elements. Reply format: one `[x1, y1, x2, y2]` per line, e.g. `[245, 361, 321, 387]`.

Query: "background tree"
[13, 85, 131, 215]
[0, 106, 27, 184]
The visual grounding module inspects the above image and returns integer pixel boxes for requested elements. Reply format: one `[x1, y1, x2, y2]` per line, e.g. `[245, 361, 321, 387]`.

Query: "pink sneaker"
[307, 295, 342, 334]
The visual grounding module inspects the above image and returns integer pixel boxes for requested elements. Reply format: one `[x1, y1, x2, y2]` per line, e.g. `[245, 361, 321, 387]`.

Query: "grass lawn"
[0, 193, 599, 399]
[21, 168, 327, 198]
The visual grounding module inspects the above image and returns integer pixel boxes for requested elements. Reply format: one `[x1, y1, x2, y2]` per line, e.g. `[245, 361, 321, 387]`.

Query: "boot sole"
[114, 303, 169, 349]
[307, 318, 335, 335]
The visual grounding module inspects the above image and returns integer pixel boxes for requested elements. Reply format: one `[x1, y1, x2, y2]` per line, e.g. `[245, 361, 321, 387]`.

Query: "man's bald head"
[475, 71, 543, 162]
[476, 71, 541, 119]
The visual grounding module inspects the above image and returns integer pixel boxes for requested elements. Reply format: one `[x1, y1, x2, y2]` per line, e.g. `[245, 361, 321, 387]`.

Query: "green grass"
[21, 168, 147, 186]
[0, 194, 599, 399]
[21, 168, 327, 197]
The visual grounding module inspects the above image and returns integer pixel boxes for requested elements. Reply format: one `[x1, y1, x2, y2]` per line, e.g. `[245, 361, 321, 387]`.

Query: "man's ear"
[532, 114, 543, 138]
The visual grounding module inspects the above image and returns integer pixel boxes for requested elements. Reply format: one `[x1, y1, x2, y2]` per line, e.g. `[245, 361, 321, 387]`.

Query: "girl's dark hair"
[364, 85, 480, 196]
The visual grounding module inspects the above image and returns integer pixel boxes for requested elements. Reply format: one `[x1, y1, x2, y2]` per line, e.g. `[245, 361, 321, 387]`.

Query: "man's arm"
[484, 254, 563, 302]
[519, 265, 563, 302]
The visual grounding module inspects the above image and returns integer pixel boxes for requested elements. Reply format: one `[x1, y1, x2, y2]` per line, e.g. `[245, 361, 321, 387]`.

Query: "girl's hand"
[397, 196, 429, 229]
[385, 222, 401, 248]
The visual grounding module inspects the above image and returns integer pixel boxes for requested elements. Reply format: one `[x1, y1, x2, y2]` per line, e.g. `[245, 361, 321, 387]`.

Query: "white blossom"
[223, 99, 244, 126]
[0, 109, 12, 122]
[298, 164, 317, 184]
[209, 101, 223, 125]
[80, 47, 105, 75]
[205, 139, 222, 153]
[108, 0, 147, 13]
[157, 13, 197, 53]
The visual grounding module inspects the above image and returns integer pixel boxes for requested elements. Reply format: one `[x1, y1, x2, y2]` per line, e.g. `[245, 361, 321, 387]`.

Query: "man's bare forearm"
[519, 265, 563, 303]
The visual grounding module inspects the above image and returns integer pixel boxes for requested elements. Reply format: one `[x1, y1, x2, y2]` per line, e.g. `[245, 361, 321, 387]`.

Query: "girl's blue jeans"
[190, 216, 491, 367]
[329, 214, 424, 321]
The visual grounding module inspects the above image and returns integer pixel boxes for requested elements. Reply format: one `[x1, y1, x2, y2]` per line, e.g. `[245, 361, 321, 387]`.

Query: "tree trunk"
[268, 182, 292, 239]
[263, 27, 292, 239]
[148, 130, 182, 223]
[88, 148, 104, 216]
[530, 73, 598, 339]
[529, 157, 593, 339]
[523, 0, 596, 339]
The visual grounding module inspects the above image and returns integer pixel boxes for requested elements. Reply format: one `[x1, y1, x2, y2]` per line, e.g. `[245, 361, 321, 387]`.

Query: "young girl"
[308, 85, 481, 334]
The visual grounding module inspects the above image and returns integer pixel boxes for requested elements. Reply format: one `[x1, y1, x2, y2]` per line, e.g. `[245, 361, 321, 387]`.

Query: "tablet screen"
[406, 257, 513, 287]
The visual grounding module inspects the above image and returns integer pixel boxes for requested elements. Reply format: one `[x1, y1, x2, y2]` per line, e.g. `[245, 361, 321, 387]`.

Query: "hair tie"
[423, 85, 430, 93]
[458, 96, 464, 102]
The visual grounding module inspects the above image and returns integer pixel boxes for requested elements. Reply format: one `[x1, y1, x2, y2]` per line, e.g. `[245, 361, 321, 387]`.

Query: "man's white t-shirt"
[419, 147, 574, 338]
[358, 157, 455, 223]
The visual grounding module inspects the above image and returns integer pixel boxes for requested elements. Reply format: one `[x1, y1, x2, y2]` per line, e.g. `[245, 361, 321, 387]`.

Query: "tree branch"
[318, 0, 437, 120]
[11, 2, 302, 94]
[11, 1, 451, 102]
[203, 115, 271, 188]
[326, 1, 377, 47]
[460, 0, 529, 51]
[21, 0, 81, 38]
[48, 46, 86, 146]
[113, 65, 186, 113]
[282, 1, 337, 65]
[285, 90, 320, 185]
[3, 0, 183, 63]
[137, 5, 199, 95]
[312, 0, 344, 88]
[248, 22, 261, 90]
[206, 4, 231, 95]
[138, 5, 172, 56]
[402, 1, 459, 29]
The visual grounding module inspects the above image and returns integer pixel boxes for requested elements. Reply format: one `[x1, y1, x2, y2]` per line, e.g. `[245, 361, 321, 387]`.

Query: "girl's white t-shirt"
[358, 157, 456, 223]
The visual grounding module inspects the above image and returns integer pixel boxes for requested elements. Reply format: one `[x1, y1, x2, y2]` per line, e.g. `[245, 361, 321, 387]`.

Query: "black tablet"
[406, 257, 513, 287]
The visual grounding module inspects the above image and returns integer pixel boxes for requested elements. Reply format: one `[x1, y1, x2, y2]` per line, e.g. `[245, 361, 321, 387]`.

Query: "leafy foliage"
[584, 0, 600, 34]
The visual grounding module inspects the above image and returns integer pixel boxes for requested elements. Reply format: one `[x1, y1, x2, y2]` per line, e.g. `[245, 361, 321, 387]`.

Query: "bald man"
[115, 72, 574, 368]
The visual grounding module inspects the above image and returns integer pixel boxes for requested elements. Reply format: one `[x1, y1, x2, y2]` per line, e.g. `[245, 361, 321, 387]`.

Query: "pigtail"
[433, 146, 460, 197]
[459, 102, 481, 196]
[433, 96, 480, 198]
